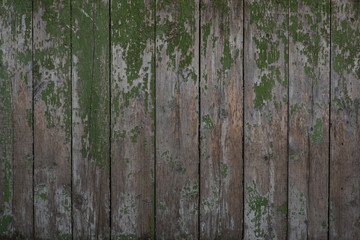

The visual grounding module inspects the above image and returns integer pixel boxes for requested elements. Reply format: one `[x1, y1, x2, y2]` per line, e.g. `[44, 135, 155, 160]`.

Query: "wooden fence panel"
[110, 0, 154, 239]
[288, 0, 330, 239]
[155, 0, 199, 239]
[0, 0, 33, 237]
[1, 1, 360, 239]
[330, 0, 360, 239]
[200, 0, 243, 239]
[244, 0, 288, 239]
[33, 0, 72, 238]
[72, 0, 110, 238]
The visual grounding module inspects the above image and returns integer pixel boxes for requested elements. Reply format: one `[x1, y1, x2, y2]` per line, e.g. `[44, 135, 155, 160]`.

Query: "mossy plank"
[72, 0, 110, 238]
[244, 0, 288, 239]
[330, 0, 360, 239]
[33, 0, 72, 238]
[0, 0, 33, 237]
[288, 0, 330, 239]
[155, 0, 199, 238]
[200, 0, 244, 239]
[110, 0, 154, 238]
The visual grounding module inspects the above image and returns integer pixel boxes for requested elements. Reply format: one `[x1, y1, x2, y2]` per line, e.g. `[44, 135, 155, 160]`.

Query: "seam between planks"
[286, 0, 290, 239]
[198, 0, 201, 239]
[242, 0, 246, 239]
[31, 0, 35, 238]
[327, 1, 332, 239]
[70, 0, 73, 239]
[109, 0, 112, 238]
[154, 0, 157, 239]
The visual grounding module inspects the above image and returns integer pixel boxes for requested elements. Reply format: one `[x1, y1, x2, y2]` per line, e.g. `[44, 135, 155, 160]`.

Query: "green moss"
[202, 114, 214, 129]
[246, 181, 268, 238]
[202, 22, 211, 55]
[159, 203, 166, 211]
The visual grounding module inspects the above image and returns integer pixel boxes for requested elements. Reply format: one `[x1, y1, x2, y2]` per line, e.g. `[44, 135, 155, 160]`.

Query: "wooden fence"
[1, 0, 360, 239]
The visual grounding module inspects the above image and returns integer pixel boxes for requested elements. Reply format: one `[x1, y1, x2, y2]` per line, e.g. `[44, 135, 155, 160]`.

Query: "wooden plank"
[330, 0, 360, 239]
[199, 0, 243, 238]
[72, 0, 110, 238]
[0, 0, 33, 237]
[110, 0, 154, 238]
[288, 0, 330, 239]
[244, 0, 288, 239]
[155, 0, 199, 238]
[33, 0, 72, 238]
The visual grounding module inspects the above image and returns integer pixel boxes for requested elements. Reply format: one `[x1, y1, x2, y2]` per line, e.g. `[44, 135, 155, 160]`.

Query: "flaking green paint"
[309, 118, 323, 144]
[246, 181, 269, 238]
[73, 0, 109, 168]
[202, 114, 214, 129]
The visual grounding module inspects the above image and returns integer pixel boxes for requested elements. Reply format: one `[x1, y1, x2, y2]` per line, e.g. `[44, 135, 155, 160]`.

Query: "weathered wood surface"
[330, 0, 360, 239]
[33, 0, 72, 238]
[244, 0, 288, 239]
[0, 0, 33, 238]
[72, 0, 110, 238]
[111, 0, 154, 239]
[288, 0, 330, 239]
[1, 1, 360, 239]
[200, 0, 243, 239]
[155, 0, 199, 239]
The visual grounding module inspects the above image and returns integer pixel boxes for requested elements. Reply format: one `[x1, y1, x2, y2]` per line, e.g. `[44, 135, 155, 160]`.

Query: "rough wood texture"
[155, 0, 199, 239]
[72, 0, 110, 238]
[111, 0, 154, 238]
[244, 0, 288, 239]
[0, 0, 33, 237]
[330, 0, 360, 239]
[200, 0, 243, 239]
[288, 0, 330, 239]
[33, 0, 72, 238]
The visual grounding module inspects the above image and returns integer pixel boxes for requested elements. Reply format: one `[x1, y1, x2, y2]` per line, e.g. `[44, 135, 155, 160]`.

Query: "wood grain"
[72, 0, 110, 238]
[244, 0, 288, 239]
[155, 0, 199, 239]
[111, 0, 154, 238]
[0, 0, 33, 237]
[330, 0, 360, 239]
[33, 0, 72, 238]
[200, 0, 243, 239]
[288, 0, 330, 239]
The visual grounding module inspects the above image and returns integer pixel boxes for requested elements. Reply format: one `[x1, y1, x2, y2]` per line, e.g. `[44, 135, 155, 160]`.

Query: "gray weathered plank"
[33, 0, 72, 238]
[330, 0, 360, 239]
[200, 0, 243, 239]
[155, 0, 199, 239]
[288, 0, 330, 239]
[0, 0, 33, 237]
[244, 0, 288, 239]
[72, 0, 110, 238]
[110, 0, 154, 238]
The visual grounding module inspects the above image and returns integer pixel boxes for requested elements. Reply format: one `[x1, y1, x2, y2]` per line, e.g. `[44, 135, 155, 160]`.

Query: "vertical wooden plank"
[288, 1, 330, 239]
[330, 0, 360, 239]
[199, 0, 243, 239]
[111, 0, 154, 238]
[0, 0, 33, 237]
[155, 0, 199, 239]
[72, 0, 110, 238]
[33, 0, 72, 238]
[244, 0, 288, 239]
